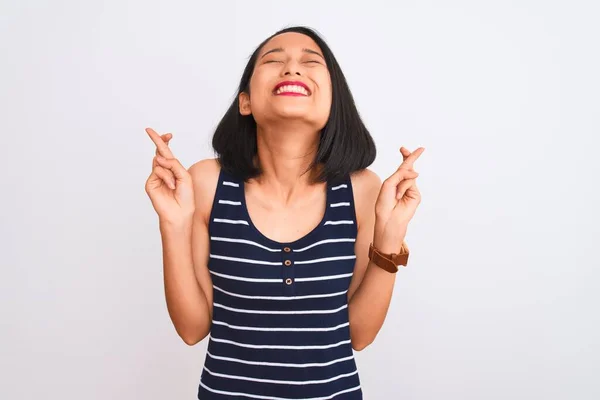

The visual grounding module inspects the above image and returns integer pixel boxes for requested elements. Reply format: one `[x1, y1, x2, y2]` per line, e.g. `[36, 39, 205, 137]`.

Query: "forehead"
[259, 32, 322, 56]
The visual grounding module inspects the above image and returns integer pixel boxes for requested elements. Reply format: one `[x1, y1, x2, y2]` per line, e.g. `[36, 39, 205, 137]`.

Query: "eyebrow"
[260, 47, 325, 60]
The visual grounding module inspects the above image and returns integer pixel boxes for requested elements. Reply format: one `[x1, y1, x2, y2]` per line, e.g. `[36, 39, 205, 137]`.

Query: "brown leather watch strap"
[368, 242, 410, 273]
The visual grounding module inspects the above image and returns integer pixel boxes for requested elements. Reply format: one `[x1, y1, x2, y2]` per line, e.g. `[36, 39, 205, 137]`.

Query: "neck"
[252, 122, 322, 201]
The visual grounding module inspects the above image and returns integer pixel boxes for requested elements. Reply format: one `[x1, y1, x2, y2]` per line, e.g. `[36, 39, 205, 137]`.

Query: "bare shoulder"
[350, 168, 382, 200]
[350, 168, 382, 227]
[188, 158, 220, 182]
[188, 158, 221, 222]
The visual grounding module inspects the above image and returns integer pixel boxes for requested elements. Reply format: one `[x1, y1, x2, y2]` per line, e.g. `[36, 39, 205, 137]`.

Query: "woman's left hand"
[373, 146, 425, 254]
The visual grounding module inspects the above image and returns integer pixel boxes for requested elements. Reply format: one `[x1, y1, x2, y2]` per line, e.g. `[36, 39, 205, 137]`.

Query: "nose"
[282, 60, 302, 77]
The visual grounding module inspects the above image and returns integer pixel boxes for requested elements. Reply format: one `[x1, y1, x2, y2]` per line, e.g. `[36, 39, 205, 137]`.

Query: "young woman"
[145, 26, 424, 400]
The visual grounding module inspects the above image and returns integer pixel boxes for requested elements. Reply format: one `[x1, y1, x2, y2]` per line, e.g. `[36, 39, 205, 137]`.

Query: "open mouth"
[273, 81, 311, 96]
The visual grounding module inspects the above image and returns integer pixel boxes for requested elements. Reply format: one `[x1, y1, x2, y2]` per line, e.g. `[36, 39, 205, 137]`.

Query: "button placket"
[281, 246, 295, 293]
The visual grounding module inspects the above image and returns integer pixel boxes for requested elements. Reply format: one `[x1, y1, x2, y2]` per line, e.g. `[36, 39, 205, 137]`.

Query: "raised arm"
[347, 147, 424, 350]
[145, 127, 219, 345]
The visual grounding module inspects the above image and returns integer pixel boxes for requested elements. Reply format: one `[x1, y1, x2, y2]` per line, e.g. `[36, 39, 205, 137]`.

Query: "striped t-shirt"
[197, 168, 362, 399]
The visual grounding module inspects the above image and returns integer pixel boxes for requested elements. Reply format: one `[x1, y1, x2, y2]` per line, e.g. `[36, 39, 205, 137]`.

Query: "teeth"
[276, 85, 309, 95]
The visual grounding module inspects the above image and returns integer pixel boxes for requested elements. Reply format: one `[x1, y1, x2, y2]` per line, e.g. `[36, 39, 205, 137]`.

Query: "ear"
[239, 92, 252, 116]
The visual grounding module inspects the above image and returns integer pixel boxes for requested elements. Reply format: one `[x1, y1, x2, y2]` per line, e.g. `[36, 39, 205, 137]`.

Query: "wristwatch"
[368, 242, 410, 273]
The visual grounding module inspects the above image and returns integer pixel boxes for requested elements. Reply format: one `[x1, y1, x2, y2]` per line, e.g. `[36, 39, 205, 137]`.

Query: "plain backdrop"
[2, 1, 599, 399]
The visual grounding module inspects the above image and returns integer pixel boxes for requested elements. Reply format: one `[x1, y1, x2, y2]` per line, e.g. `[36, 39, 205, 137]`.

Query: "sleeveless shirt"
[197, 168, 363, 399]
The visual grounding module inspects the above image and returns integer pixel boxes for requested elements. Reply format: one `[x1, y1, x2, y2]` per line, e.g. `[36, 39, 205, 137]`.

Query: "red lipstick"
[273, 80, 311, 96]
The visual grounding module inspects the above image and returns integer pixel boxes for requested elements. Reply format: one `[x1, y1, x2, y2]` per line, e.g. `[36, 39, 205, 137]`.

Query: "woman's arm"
[347, 169, 396, 351]
[161, 159, 219, 345]
[347, 148, 422, 351]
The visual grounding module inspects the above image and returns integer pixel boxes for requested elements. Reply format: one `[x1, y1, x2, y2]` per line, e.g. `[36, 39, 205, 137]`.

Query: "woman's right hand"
[144, 127, 195, 226]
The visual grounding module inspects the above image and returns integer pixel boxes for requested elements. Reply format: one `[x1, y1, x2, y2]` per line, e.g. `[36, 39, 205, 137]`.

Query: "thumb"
[377, 169, 419, 209]
[155, 156, 189, 181]
[387, 167, 419, 188]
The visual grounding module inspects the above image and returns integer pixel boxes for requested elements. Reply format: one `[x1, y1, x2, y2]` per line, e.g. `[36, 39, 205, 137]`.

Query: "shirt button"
[283, 247, 291, 253]
[285, 278, 293, 285]
[284, 260, 292, 266]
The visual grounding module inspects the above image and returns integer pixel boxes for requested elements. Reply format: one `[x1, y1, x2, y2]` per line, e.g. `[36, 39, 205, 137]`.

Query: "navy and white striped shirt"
[198, 168, 362, 399]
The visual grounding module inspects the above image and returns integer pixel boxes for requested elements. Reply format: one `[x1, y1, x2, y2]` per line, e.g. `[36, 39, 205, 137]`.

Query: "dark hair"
[212, 26, 376, 183]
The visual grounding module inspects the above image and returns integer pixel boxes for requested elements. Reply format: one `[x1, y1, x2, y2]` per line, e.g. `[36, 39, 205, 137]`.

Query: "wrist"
[373, 225, 407, 254]
[372, 239, 404, 255]
[159, 217, 193, 234]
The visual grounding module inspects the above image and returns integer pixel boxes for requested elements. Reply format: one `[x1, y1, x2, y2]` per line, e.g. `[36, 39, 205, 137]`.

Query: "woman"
[145, 26, 424, 400]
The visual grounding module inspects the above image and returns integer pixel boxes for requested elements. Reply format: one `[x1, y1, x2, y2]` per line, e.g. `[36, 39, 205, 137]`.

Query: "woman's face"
[239, 32, 332, 130]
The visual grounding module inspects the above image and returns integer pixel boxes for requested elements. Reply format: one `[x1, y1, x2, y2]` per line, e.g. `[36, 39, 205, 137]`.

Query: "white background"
[2, 0, 599, 399]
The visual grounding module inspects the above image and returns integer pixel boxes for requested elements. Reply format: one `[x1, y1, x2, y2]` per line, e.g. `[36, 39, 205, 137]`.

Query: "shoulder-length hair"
[212, 26, 376, 183]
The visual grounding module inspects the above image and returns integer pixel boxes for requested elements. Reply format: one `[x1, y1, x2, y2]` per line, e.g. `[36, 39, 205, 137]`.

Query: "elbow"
[349, 322, 378, 351]
[351, 339, 372, 352]
[351, 334, 376, 352]
[182, 335, 201, 346]
[179, 328, 210, 346]
[349, 320, 379, 351]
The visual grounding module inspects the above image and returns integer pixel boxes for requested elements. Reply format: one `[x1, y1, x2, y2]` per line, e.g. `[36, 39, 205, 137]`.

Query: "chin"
[255, 104, 329, 127]
[276, 107, 312, 119]
[275, 101, 329, 118]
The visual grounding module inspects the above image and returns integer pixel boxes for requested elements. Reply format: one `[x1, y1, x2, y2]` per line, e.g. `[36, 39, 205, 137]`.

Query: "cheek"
[318, 81, 333, 108]
[317, 73, 333, 102]
[254, 72, 268, 90]
[249, 75, 275, 104]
